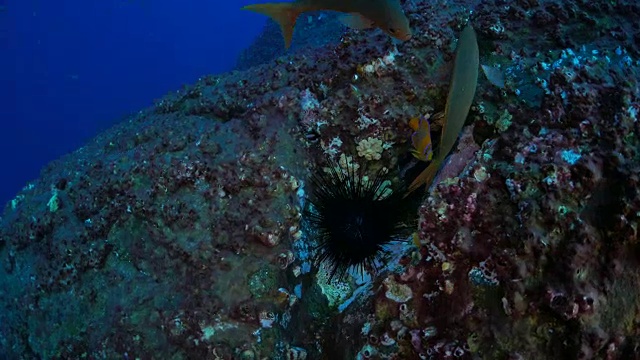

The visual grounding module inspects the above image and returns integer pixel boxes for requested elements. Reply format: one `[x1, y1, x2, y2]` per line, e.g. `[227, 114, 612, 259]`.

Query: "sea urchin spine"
[305, 162, 416, 280]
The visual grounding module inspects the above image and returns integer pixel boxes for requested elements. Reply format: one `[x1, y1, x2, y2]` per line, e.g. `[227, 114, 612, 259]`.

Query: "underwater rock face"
[1, 0, 640, 359]
[235, 11, 344, 71]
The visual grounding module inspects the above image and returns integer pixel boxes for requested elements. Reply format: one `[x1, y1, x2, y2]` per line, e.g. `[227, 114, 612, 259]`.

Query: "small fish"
[242, 0, 412, 49]
[407, 24, 479, 195]
[408, 116, 433, 162]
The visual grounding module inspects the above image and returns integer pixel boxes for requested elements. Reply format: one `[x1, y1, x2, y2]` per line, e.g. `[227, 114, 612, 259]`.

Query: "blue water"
[0, 0, 265, 208]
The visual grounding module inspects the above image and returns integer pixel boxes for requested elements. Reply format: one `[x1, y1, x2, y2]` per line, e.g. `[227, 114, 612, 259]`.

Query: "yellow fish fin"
[242, 3, 300, 49]
[406, 158, 441, 195]
[410, 144, 433, 162]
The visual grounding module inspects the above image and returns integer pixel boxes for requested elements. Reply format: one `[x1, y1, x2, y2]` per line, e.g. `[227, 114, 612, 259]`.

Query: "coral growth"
[357, 137, 385, 161]
[1, 0, 640, 358]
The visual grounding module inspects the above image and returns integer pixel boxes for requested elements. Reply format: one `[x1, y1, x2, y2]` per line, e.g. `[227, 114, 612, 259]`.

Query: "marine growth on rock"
[1, 0, 640, 359]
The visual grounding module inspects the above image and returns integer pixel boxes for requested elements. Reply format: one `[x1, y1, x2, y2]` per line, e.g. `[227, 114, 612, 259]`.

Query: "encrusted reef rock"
[1, 0, 639, 359]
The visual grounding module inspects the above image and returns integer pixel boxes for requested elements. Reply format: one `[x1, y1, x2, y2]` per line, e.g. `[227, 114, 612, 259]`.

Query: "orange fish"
[408, 116, 433, 162]
[242, 0, 412, 49]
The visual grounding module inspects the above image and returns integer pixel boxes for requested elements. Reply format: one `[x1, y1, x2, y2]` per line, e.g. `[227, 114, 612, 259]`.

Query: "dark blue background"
[0, 0, 266, 207]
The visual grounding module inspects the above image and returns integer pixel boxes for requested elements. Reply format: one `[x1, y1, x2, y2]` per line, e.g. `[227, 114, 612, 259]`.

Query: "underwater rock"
[1, 0, 639, 358]
[235, 11, 344, 71]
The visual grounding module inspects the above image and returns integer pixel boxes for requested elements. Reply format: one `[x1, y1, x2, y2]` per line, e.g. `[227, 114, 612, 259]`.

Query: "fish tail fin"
[405, 158, 442, 196]
[242, 3, 300, 49]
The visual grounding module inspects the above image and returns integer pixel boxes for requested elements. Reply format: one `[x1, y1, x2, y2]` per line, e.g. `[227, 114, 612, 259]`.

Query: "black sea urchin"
[305, 163, 417, 280]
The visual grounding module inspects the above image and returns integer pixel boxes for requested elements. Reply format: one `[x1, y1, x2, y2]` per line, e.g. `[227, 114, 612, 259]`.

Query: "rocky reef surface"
[1, 0, 639, 359]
